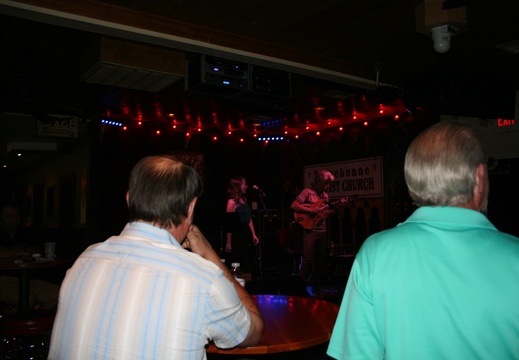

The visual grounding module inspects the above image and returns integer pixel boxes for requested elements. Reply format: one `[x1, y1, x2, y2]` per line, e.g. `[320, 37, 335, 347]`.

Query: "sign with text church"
[304, 157, 384, 198]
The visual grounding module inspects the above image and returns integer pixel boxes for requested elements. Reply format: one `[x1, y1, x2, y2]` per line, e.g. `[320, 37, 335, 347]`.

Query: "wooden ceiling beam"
[0, 0, 376, 89]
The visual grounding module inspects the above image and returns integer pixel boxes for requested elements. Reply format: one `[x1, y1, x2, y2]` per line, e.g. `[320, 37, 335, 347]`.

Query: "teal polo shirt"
[327, 206, 519, 360]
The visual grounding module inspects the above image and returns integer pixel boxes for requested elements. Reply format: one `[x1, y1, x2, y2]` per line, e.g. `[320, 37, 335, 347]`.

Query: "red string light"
[114, 105, 411, 142]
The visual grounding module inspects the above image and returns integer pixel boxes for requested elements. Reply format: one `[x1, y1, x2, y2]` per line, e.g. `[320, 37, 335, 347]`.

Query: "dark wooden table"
[0, 256, 73, 313]
[206, 294, 339, 356]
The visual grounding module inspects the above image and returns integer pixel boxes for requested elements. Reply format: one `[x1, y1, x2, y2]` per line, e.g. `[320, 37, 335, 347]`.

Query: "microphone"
[252, 185, 265, 197]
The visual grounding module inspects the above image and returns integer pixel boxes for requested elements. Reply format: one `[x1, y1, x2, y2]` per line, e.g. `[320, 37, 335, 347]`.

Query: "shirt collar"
[121, 221, 182, 247]
[404, 206, 497, 230]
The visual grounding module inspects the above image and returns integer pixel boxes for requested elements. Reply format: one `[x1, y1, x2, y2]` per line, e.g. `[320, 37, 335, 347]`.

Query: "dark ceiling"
[0, 0, 518, 174]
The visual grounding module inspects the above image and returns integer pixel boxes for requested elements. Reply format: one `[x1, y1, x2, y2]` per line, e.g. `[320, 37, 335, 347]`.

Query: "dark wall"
[404, 67, 517, 119]
[487, 158, 519, 237]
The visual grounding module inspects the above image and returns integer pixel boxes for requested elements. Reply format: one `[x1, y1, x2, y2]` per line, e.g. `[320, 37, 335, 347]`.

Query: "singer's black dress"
[226, 199, 255, 274]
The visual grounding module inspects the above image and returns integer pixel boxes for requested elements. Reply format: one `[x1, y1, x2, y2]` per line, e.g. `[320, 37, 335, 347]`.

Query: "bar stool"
[0, 309, 56, 359]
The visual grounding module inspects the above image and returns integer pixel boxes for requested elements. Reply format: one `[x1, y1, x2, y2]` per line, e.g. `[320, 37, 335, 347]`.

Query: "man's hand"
[182, 225, 216, 260]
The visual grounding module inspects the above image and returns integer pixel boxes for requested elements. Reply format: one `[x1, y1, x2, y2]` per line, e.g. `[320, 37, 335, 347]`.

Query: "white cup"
[44, 242, 56, 259]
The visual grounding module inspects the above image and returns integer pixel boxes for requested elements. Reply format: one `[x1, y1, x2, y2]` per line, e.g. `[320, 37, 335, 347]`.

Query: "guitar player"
[291, 170, 335, 297]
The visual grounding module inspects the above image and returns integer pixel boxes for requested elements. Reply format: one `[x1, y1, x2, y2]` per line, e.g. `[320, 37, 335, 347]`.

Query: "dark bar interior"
[0, 1, 518, 358]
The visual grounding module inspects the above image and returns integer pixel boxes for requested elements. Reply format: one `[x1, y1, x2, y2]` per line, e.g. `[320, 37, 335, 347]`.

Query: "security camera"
[431, 25, 452, 53]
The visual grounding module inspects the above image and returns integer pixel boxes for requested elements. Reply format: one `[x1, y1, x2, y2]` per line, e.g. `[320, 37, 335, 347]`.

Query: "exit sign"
[495, 118, 518, 132]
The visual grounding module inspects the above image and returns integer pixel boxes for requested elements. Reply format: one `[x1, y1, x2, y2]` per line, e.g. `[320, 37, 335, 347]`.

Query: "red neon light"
[497, 119, 515, 127]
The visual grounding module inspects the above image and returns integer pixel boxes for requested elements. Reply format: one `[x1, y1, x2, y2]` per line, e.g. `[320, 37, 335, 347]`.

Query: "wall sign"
[304, 157, 384, 198]
[495, 118, 518, 132]
[37, 115, 79, 138]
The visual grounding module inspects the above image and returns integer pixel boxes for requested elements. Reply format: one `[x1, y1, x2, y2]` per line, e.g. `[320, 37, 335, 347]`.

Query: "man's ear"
[187, 197, 197, 221]
[475, 163, 485, 192]
[126, 192, 130, 206]
[473, 163, 488, 211]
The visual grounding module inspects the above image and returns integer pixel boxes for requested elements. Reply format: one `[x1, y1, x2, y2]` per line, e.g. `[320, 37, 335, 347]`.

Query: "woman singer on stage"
[225, 176, 260, 281]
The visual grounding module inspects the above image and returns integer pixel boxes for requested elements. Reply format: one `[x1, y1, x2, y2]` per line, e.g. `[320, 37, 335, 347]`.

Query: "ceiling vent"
[81, 37, 185, 92]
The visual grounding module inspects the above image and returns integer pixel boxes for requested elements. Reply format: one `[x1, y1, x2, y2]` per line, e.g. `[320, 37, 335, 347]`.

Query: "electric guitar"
[293, 194, 358, 230]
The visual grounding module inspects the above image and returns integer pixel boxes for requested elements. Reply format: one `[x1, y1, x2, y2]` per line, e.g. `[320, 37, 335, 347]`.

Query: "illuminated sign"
[304, 157, 384, 198]
[495, 118, 518, 132]
[497, 118, 515, 127]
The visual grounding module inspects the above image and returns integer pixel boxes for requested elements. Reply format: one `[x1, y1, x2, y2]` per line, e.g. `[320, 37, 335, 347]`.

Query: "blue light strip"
[101, 119, 123, 127]
[258, 136, 284, 141]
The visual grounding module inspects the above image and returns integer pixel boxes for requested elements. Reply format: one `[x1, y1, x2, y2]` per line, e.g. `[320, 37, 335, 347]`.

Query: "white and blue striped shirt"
[49, 222, 250, 360]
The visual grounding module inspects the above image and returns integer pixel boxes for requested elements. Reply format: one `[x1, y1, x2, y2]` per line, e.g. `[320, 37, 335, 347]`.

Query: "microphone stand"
[256, 191, 272, 277]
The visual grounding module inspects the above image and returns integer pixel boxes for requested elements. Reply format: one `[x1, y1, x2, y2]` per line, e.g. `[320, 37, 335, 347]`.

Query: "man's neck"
[311, 184, 322, 195]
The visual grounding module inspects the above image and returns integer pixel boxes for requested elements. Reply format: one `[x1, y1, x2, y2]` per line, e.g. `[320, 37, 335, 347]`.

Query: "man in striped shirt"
[49, 155, 263, 359]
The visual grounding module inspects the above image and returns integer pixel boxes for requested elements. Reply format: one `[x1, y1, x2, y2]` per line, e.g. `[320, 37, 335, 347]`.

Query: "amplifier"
[186, 56, 291, 105]
[252, 209, 283, 231]
[204, 55, 249, 79]
[186, 55, 249, 95]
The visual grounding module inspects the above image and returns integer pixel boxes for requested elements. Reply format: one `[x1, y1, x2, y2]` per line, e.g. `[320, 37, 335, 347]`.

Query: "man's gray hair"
[404, 121, 486, 207]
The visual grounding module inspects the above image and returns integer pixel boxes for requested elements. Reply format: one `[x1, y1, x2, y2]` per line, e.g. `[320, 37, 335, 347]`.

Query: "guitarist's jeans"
[300, 228, 327, 291]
